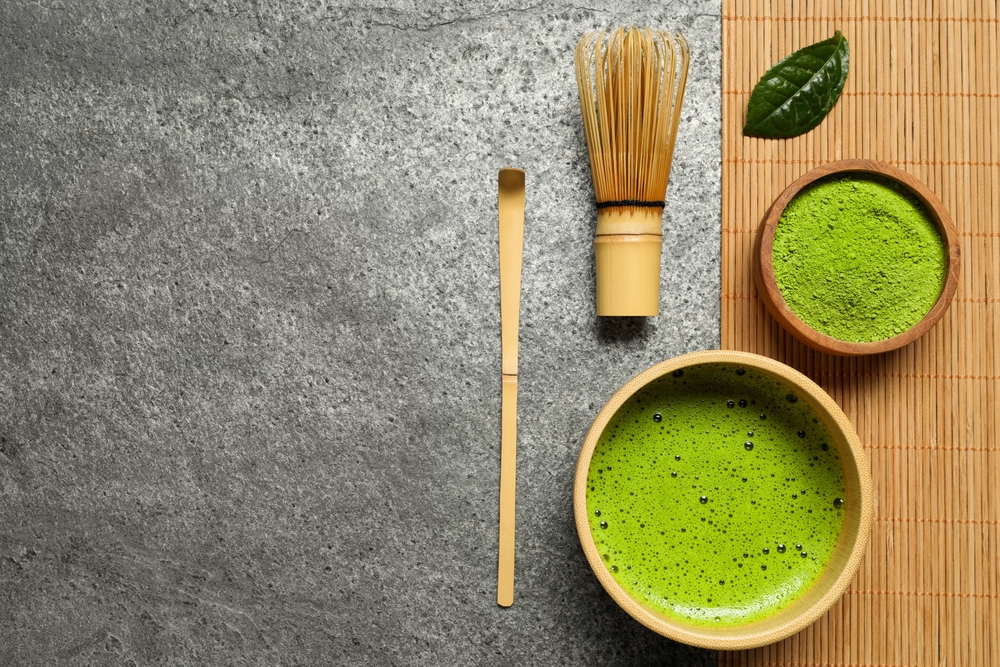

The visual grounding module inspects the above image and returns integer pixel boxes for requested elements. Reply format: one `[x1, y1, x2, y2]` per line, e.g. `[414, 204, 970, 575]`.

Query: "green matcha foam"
[586, 363, 846, 627]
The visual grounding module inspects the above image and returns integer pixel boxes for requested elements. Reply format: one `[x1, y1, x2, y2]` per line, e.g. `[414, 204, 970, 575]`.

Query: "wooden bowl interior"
[754, 159, 961, 356]
[574, 350, 874, 650]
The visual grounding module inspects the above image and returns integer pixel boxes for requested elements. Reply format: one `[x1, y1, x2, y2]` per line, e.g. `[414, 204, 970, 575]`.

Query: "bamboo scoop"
[497, 167, 524, 607]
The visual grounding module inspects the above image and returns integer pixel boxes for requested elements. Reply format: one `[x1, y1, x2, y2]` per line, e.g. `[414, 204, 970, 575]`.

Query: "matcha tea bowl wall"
[754, 159, 961, 356]
[574, 350, 873, 650]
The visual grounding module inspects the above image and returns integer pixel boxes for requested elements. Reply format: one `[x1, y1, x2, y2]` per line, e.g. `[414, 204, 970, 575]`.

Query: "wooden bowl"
[574, 350, 873, 650]
[753, 159, 961, 356]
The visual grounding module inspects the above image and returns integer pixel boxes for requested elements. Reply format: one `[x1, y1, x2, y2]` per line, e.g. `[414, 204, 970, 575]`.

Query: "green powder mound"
[772, 174, 947, 342]
[586, 364, 846, 628]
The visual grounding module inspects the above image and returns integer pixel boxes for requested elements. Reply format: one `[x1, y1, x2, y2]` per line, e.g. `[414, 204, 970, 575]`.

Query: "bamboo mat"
[719, 2, 999, 666]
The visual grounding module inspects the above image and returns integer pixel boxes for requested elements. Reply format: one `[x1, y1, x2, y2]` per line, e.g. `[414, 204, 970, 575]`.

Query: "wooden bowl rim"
[573, 350, 874, 650]
[754, 159, 961, 356]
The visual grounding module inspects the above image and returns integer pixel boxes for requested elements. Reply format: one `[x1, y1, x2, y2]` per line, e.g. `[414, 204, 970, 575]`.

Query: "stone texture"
[0, 1, 721, 664]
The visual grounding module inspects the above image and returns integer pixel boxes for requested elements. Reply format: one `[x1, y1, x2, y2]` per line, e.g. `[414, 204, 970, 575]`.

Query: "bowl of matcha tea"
[574, 350, 873, 649]
[754, 159, 961, 356]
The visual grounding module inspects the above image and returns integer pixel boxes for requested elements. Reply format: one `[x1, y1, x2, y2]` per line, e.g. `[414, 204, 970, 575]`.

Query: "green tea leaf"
[743, 31, 849, 138]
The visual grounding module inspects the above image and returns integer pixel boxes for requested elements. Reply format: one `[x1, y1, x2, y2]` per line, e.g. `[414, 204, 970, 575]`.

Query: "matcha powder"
[772, 174, 948, 342]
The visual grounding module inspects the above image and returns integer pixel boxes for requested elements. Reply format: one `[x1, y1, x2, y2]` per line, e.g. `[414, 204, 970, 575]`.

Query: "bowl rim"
[753, 158, 961, 356]
[573, 349, 874, 650]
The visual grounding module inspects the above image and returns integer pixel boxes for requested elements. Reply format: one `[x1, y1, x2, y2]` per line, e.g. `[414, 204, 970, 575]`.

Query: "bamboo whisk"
[575, 28, 689, 316]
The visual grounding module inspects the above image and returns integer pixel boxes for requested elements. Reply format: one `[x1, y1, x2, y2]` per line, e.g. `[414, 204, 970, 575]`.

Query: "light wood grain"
[497, 167, 525, 607]
[498, 375, 518, 607]
[721, 2, 1000, 664]
[499, 169, 524, 378]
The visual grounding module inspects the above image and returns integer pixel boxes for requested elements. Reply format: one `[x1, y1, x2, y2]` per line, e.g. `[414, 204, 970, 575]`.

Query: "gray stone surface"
[0, 1, 720, 664]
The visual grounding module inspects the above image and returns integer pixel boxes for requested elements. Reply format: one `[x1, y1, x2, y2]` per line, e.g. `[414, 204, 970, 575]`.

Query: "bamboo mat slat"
[720, 1, 999, 666]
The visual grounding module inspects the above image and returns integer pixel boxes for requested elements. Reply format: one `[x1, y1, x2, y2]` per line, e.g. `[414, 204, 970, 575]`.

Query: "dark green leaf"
[743, 31, 850, 138]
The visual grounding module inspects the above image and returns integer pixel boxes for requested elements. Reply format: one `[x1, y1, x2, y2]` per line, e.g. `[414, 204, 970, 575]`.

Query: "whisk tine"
[574, 27, 689, 207]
